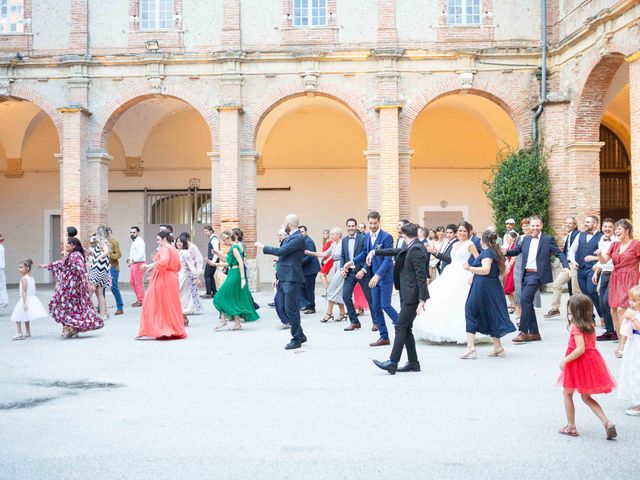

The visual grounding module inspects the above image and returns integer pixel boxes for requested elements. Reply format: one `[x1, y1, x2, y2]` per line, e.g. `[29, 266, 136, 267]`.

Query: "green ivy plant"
[483, 145, 552, 236]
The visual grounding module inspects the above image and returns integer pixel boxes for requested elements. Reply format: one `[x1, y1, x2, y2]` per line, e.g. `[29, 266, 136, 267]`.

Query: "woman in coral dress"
[137, 230, 186, 340]
[40, 237, 104, 338]
[503, 231, 518, 312]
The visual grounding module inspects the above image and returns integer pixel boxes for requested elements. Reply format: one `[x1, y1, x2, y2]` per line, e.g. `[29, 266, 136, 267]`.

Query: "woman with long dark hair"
[39, 237, 104, 338]
[461, 230, 516, 359]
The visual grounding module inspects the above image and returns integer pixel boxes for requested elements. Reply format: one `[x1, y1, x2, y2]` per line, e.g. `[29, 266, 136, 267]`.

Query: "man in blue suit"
[506, 215, 569, 343]
[256, 214, 308, 350]
[340, 218, 377, 331]
[570, 215, 603, 318]
[345, 211, 398, 346]
[298, 225, 321, 314]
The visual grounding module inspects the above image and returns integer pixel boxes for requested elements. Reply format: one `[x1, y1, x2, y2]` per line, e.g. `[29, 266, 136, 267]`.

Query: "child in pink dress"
[558, 294, 617, 439]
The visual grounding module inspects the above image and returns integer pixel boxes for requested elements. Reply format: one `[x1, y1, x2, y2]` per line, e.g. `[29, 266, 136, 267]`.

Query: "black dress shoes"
[285, 340, 302, 350]
[397, 361, 421, 372]
[373, 359, 397, 375]
[300, 335, 307, 344]
[303, 308, 316, 314]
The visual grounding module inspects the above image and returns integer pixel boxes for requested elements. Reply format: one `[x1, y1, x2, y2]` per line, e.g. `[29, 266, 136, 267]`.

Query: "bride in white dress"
[413, 222, 480, 344]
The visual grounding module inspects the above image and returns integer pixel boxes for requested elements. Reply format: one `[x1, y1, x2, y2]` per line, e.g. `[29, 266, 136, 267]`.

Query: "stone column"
[86, 150, 113, 233]
[364, 150, 380, 213]
[565, 141, 604, 222]
[399, 149, 414, 221]
[217, 106, 242, 233]
[240, 151, 259, 258]
[628, 53, 640, 227]
[207, 151, 221, 233]
[377, 105, 401, 236]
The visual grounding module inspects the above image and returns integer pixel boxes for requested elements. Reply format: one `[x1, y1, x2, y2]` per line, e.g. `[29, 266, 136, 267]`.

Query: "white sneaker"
[625, 407, 640, 416]
[12, 334, 25, 341]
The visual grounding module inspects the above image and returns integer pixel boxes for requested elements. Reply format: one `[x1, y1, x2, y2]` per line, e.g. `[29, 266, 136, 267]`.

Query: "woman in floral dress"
[40, 237, 104, 338]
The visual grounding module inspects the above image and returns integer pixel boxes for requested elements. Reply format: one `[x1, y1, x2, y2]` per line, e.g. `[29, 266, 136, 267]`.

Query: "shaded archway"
[254, 95, 368, 277]
[409, 93, 519, 229]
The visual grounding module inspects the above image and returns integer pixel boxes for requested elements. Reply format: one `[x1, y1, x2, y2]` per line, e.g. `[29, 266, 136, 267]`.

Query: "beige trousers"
[550, 268, 581, 311]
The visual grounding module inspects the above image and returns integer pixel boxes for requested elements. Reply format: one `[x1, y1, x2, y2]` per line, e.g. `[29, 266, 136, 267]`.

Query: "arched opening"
[599, 61, 630, 221]
[0, 97, 61, 283]
[104, 95, 212, 279]
[255, 95, 368, 276]
[409, 93, 518, 229]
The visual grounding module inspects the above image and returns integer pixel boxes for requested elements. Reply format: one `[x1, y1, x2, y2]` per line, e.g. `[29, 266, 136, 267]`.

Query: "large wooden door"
[600, 125, 630, 221]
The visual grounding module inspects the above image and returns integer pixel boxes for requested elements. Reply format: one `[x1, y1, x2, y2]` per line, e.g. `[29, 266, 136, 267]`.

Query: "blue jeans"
[110, 267, 124, 311]
[578, 268, 602, 317]
[371, 281, 398, 340]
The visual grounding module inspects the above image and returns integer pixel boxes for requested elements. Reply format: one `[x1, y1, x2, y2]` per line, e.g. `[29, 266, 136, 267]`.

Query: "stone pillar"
[541, 99, 572, 234]
[240, 151, 258, 259]
[377, 105, 401, 236]
[217, 106, 242, 233]
[207, 151, 221, 233]
[58, 106, 90, 241]
[364, 150, 380, 213]
[399, 150, 414, 221]
[628, 53, 640, 227]
[86, 150, 113, 233]
[565, 141, 604, 223]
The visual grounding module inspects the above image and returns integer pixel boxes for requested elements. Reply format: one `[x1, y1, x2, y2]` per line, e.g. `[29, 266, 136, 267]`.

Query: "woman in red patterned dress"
[503, 231, 518, 313]
[597, 219, 640, 357]
[40, 237, 104, 338]
[318, 229, 334, 296]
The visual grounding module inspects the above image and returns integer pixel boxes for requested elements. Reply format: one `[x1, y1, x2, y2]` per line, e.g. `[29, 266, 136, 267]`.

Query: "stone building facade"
[0, 0, 638, 283]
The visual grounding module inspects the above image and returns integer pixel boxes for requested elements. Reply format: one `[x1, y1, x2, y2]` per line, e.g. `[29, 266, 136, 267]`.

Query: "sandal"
[214, 322, 228, 331]
[335, 314, 348, 322]
[321, 313, 334, 323]
[12, 334, 25, 341]
[459, 349, 477, 359]
[558, 425, 579, 437]
[488, 346, 505, 357]
[605, 422, 617, 440]
[231, 324, 243, 331]
[615, 349, 623, 359]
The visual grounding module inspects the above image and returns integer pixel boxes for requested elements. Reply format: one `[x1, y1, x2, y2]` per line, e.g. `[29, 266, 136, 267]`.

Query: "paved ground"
[0, 284, 638, 480]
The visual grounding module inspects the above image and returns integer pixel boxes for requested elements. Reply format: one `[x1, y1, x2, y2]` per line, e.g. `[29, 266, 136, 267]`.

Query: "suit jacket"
[376, 240, 429, 304]
[263, 230, 306, 284]
[301, 235, 321, 276]
[506, 234, 568, 284]
[433, 239, 458, 274]
[341, 233, 367, 272]
[351, 229, 394, 283]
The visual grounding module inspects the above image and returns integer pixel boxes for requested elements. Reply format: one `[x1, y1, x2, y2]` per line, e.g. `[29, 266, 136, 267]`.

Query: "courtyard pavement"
[0, 285, 639, 480]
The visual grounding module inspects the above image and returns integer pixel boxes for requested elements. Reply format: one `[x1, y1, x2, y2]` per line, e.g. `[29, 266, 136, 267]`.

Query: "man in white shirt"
[0, 233, 8, 309]
[588, 218, 619, 341]
[126, 226, 146, 306]
[202, 225, 220, 298]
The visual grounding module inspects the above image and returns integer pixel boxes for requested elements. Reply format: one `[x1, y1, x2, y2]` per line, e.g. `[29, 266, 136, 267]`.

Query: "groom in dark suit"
[255, 214, 308, 350]
[506, 215, 569, 343]
[368, 223, 429, 375]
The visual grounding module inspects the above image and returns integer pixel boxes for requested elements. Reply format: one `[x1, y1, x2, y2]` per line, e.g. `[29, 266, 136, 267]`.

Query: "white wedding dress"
[413, 239, 478, 344]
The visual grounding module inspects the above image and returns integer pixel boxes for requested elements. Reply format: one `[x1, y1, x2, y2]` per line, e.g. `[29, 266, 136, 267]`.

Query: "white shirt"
[397, 237, 405, 249]
[0, 243, 5, 269]
[347, 236, 356, 261]
[596, 236, 618, 273]
[370, 230, 378, 247]
[129, 236, 146, 263]
[209, 234, 220, 263]
[565, 232, 580, 263]
[525, 235, 540, 270]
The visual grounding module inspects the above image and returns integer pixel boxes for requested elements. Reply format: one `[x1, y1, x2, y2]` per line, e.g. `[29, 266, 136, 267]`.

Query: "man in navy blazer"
[256, 214, 308, 350]
[299, 225, 321, 314]
[346, 211, 398, 346]
[340, 218, 376, 331]
[506, 215, 569, 343]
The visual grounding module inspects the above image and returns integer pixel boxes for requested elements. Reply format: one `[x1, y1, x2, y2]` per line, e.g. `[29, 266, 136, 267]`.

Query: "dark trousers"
[300, 273, 317, 310]
[371, 281, 398, 340]
[389, 301, 419, 364]
[599, 272, 614, 333]
[274, 284, 288, 324]
[343, 272, 375, 324]
[109, 267, 123, 310]
[280, 280, 304, 341]
[204, 263, 217, 296]
[521, 272, 542, 334]
[577, 268, 602, 317]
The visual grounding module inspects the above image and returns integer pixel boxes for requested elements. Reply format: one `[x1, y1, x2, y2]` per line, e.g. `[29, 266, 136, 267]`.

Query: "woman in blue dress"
[461, 229, 516, 359]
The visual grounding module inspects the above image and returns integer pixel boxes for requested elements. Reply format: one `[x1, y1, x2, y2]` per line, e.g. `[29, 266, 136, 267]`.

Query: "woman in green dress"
[212, 228, 259, 330]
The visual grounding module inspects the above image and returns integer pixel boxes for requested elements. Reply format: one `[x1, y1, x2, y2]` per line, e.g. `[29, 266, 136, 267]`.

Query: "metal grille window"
[140, 0, 173, 31]
[447, 0, 481, 26]
[293, 0, 327, 27]
[0, 0, 24, 34]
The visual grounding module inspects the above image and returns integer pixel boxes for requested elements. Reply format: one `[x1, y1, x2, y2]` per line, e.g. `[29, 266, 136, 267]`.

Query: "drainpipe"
[532, 0, 547, 145]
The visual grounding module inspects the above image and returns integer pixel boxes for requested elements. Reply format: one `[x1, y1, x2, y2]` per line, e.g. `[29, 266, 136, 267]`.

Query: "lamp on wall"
[145, 40, 160, 52]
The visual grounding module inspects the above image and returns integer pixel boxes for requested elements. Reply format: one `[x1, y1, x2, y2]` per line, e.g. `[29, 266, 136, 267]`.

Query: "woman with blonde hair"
[88, 225, 111, 319]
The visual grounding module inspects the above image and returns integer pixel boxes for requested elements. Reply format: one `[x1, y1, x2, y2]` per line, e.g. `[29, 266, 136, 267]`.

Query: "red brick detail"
[377, 0, 397, 47]
[4, 83, 63, 141]
[69, 0, 88, 52]
[436, 0, 495, 46]
[0, 0, 32, 54]
[399, 76, 531, 150]
[245, 78, 377, 150]
[90, 83, 218, 151]
[221, 0, 241, 50]
[128, 0, 184, 53]
[280, 0, 338, 46]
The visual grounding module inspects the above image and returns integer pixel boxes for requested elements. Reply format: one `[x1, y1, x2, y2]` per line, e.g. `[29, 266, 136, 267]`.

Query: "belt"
[229, 266, 239, 270]
[525, 269, 538, 273]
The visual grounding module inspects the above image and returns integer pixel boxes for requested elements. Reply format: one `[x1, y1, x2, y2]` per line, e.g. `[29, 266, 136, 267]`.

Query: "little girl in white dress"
[10, 259, 48, 340]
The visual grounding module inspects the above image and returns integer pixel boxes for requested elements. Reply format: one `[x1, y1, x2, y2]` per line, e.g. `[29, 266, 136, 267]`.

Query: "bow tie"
[531, 235, 539, 240]
[603, 238, 612, 242]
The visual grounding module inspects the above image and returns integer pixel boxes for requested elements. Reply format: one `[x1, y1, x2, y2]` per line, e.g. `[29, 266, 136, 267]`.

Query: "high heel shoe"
[335, 314, 348, 322]
[321, 313, 333, 323]
[214, 322, 228, 331]
[488, 346, 505, 357]
[459, 349, 477, 360]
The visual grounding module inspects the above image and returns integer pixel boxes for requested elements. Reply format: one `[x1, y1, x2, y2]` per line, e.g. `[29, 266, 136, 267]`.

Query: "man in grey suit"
[256, 214, 308, 350]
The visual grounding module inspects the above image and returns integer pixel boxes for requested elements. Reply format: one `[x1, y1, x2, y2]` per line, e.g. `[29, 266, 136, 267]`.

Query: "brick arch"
[399, 76, 531, 150]
[90, 83, 218, 151]
[244, 78, 378, 150]
[2, 84, 63, 144]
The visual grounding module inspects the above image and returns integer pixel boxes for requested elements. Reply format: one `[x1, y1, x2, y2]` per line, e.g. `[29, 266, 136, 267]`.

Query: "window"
[447, 0, 481, 26]
[293, 0, 327, 27]
[0, 0, 24, 34]
[140, 0, 173, 31]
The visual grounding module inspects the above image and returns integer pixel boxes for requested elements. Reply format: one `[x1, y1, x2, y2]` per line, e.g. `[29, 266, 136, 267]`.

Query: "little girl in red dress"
[558, 294, 617, 439]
